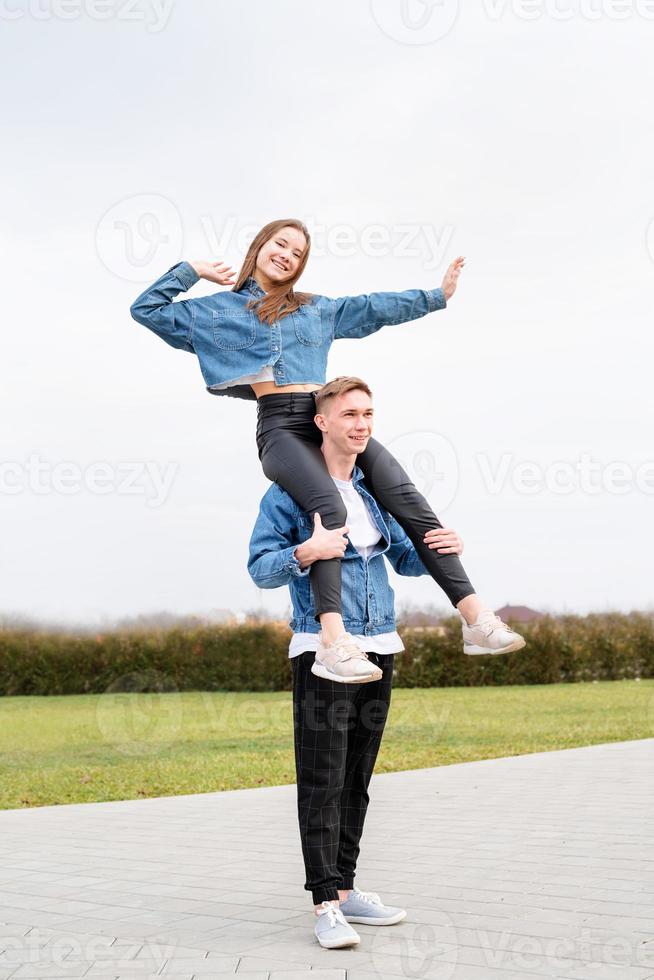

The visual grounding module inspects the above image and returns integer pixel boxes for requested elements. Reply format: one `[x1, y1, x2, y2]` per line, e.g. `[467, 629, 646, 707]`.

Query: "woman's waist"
[253, 382, 322, 400]
[255, 388, 321, 416]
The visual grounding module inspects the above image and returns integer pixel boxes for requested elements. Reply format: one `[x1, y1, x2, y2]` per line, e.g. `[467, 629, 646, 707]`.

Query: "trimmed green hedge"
[1, 613, 653, 695]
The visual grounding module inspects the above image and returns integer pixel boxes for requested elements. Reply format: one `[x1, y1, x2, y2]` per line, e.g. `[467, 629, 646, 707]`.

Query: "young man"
[248, 376, 524, 949]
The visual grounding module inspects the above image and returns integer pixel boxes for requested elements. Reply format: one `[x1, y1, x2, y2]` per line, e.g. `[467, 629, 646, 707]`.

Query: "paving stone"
[235, 954, 310, 970]
[269, 971, 345, 980]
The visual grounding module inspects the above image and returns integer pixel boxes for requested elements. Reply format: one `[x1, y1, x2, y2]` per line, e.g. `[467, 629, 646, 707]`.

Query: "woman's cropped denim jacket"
[130, 261, 447, 401]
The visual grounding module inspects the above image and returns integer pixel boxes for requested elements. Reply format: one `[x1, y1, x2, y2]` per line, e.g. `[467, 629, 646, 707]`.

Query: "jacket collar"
[244, 276, 265, 298]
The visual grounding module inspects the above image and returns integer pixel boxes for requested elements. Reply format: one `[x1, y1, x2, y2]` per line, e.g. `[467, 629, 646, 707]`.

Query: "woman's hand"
[189, 259, 237, 286]
[423, 527, 463, 555]
[441, 256, 465, 301]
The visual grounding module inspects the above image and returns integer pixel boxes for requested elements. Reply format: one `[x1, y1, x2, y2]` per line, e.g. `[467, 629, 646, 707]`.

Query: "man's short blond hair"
[314, 376, 373, 415]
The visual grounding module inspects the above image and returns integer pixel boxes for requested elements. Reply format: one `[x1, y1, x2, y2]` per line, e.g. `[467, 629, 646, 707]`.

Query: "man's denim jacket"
[130, 262, 447, 401]
[247, 465, 429, 635]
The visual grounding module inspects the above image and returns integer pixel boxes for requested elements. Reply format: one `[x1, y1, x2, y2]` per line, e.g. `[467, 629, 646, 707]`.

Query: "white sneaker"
[312, 632, 383, 684]
[462, 609, 526, 656]
[314, 900, 361, 948]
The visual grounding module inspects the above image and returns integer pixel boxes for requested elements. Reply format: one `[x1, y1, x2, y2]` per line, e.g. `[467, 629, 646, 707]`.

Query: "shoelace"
[318, 901, 346, 927]
[478, 614, 514, 638]
[329, 633, 369, 662]
[352, 886, 382, 905]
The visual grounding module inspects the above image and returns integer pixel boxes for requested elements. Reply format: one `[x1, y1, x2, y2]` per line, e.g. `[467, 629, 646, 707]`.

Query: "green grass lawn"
[1, 680, 652, 810]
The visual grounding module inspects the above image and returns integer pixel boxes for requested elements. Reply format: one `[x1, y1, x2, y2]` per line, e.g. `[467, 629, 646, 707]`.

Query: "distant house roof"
[495, 604, 545, 623]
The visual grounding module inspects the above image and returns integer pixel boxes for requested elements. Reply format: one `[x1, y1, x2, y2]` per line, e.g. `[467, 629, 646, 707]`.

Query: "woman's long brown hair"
[232, 218, 313, 325]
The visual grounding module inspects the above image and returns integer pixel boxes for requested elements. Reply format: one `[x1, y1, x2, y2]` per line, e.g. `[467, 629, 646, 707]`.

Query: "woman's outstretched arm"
[129, 259, 236, 352]
[330, 255, 465, 341]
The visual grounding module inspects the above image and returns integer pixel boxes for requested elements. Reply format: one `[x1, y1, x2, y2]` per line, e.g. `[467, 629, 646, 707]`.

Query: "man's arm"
[247, 493, 311, 589]
[384, 517, 429, 577]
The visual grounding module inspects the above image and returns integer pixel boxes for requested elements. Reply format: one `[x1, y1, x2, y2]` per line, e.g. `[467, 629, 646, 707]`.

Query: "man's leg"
[292, 651, 359, 911]
[335, 652, 394, 896]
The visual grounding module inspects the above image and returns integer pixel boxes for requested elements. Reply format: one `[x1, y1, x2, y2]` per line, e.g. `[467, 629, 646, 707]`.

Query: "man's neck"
[321, 443, 356, 482]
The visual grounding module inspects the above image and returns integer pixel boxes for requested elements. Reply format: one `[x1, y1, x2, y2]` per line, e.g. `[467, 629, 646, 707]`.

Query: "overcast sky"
[2, 0, 653, 625]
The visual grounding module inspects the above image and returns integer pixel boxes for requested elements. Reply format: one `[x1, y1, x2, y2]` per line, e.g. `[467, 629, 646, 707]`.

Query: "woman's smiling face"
[255, 225, 308, 287]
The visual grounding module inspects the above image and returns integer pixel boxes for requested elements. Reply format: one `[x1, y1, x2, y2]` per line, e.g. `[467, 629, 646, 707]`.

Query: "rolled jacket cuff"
[285, 548, 310, 578]
[171, 261, 200, 291]
[427, 287, 447, 312]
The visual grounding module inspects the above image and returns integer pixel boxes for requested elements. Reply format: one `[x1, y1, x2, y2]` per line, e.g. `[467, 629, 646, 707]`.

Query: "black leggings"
[256, 391, 475, 618]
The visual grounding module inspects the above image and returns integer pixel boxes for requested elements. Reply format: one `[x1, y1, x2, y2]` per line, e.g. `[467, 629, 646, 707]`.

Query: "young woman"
[130, 218, 525, 682]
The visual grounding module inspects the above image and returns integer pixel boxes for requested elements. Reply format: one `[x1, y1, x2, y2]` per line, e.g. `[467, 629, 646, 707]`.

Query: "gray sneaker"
[339, 885, 407, 925]
[314, 900, 361, 948]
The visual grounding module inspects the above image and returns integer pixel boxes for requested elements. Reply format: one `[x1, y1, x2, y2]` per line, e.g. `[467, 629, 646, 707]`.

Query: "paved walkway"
[0, 739, 653, 980]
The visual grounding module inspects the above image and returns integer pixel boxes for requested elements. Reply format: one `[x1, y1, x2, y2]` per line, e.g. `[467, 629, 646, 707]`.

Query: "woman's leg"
[257, 406, 347, 633]
[358, 437, 479, 616]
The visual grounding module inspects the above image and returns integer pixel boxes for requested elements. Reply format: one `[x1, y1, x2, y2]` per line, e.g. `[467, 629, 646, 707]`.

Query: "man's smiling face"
[316, 388, 374, 457]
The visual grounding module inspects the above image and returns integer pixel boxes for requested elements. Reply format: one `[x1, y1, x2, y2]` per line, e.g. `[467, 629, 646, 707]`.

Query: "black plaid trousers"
[291, 649, 394, 905]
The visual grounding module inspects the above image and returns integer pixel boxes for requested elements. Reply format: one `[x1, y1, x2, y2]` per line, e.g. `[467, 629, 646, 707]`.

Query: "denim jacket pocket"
[292, 306, 322, 347]
[212, 310, 257, 350]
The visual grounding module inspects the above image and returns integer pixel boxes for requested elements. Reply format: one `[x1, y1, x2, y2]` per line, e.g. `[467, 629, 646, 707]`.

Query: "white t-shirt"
[288, 475, 405, 659]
